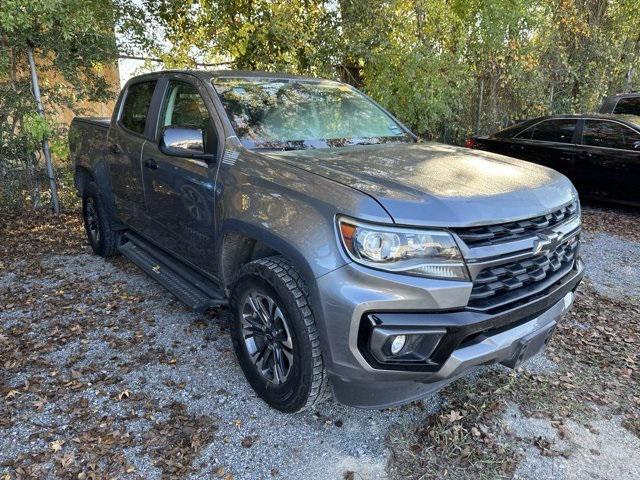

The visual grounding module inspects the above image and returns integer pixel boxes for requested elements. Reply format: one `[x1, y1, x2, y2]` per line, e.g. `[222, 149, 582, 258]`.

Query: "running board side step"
[118, 232, 227, 312]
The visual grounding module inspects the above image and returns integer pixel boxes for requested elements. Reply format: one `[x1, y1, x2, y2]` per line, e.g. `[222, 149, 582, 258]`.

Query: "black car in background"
[467, 114, 640, 206]
[599, 92, 640, 115]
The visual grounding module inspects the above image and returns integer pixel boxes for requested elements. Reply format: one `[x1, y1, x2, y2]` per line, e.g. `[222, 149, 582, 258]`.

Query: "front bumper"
[315, 258, 583, 409]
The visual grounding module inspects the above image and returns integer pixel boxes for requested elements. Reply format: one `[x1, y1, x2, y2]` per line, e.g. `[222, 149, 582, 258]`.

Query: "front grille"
[456, 201, 578, 247]
[468, 235, 579, 310]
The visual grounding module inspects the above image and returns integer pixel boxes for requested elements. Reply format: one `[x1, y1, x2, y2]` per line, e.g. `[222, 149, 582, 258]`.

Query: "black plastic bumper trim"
[357, 261, 584, 372]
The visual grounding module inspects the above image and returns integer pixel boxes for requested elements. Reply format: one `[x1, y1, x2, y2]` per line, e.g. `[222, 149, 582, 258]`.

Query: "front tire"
[230, 256, 327, 412]
[82, 182, 118, 257]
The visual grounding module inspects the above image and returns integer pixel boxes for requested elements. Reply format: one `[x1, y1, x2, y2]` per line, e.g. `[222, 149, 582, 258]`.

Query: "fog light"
[390, 335, 406, 355]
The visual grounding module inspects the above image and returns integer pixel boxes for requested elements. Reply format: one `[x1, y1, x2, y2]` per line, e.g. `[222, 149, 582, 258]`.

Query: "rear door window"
[121, 81, 157, 135]
[582, 120, 640, 150]
[613, 97, 640, 115]
[524, 119, 577, 143]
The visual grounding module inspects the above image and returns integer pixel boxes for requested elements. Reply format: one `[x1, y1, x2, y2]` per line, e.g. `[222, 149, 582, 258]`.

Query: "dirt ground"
[1, 205, 638, 480]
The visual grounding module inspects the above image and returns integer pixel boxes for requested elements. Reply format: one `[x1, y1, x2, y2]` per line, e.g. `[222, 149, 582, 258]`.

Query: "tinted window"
[582, 120, 640, 150]
[613, 97, 640, 115]
[523, 119, 577, 143]
[121, 81, 156, 134]
[493, 120, 536, 138]
[160, 81, 210, 131]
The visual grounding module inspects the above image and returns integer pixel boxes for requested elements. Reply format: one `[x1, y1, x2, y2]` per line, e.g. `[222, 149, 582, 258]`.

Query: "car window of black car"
[494, 121, 534, 139]
[160, 80, 215, 153]
[121, 81, 157, 134]
[613, 97, 640, 115]
[582, 120, 640, 150]
[513, 128, 533, 140]
[516, 119, 577, 143]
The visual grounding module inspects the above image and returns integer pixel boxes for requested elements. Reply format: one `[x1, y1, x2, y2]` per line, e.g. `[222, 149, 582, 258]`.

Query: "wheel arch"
[74, 165, 94, 196]
[75, 161, 122, 229]
[218, 220, 319, 295]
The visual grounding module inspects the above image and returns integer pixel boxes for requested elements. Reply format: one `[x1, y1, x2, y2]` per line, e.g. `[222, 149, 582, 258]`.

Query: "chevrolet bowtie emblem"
[533, 232, 563, 255]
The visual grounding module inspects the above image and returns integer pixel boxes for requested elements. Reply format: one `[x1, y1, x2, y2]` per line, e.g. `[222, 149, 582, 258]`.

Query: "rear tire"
[82, 182, 118, 257]
[230, 256, 327, 412]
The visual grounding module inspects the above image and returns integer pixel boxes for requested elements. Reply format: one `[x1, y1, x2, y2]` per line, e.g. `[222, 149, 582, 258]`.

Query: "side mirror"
[160, 125, 206, 158]
[633, 140, 640, 151]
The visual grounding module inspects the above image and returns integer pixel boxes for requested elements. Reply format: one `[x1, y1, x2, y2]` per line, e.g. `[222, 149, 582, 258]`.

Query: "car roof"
[488, 113, 640, 138]
[605, 92, 640, 98]
[208, 70, 335, 83]
[514, 113, 640, 126]
[129, 69, 337, 84]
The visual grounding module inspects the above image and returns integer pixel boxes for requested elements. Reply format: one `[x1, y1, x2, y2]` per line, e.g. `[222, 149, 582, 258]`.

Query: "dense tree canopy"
[1, 0, 639, 210]
[133, 0, 640, 143]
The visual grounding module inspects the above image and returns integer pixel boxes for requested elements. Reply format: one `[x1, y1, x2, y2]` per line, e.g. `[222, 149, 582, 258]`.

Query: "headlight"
[338, 218, 469, 280]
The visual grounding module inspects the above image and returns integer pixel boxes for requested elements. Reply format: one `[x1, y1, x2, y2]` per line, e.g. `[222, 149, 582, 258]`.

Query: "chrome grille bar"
[456, 201, 578, 247]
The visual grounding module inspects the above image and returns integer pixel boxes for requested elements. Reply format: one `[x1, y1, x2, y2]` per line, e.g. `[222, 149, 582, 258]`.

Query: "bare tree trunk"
[27, 43, 59, 213]
[30, 151, 42, 209]
[627, 32, 640, 91]
[476, 77, 484, 133]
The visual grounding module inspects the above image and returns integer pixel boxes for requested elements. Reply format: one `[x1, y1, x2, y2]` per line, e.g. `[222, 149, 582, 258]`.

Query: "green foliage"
[2, 0, 640, 210]
[129, 0, 640, 144]
[21, 113, 54, 149]
[139, 0, 340, 76]
[0, 0, 132, 210]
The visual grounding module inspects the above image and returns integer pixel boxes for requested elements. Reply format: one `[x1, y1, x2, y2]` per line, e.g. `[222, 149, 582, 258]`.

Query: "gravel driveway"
[1, 206, 638, 479]
[1, 251, 431, 479]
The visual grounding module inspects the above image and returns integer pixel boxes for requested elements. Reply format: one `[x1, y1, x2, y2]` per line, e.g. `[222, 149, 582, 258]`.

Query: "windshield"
[213, 77, 413, 150]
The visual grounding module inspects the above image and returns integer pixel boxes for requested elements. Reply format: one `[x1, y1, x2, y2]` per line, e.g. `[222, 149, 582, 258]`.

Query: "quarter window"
[120, 81, 157, 134]
[582, 120, 640, 150]
[613, 97, 640, 115]
[521, 119, 577, 143]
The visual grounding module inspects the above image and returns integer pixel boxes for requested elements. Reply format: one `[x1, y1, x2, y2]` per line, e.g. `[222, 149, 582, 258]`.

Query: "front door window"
[159, 81, 215, 153]
[582, 120, 640, 150]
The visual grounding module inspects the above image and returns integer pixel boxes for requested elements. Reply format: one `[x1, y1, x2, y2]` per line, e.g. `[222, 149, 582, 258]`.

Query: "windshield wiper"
[251, 145, 308, 152]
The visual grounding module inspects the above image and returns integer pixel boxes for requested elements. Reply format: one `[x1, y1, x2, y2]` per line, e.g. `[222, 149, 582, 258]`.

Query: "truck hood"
[265, 142, 578, 227]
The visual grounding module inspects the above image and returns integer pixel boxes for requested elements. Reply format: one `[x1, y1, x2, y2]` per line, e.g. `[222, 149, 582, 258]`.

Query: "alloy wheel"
[241, 291, 294, 384]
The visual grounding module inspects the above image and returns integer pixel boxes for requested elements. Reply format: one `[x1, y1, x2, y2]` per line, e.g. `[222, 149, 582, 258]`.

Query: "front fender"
[214, 147, 393, 370]
[215, 148, 392, 282]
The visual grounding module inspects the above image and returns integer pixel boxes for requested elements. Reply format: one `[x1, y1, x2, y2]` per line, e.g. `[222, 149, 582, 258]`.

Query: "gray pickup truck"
[69, 70, 584, 412]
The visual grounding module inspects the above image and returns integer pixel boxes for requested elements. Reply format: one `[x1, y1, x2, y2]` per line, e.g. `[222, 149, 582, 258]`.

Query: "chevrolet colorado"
[69, 70, 584, 412]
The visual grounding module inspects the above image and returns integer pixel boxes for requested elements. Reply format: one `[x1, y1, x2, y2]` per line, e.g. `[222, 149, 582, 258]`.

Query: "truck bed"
[69, 116, 112, 171]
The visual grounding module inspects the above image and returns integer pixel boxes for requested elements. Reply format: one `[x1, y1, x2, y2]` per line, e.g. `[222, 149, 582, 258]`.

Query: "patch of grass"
[389, 265, 640, 477]
[388, 364, 598, 479]
[389, 374, 519, 479]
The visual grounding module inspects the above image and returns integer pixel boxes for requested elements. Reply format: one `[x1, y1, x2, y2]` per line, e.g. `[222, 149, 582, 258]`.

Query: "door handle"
[110, 143, 122, 154]
[144, 158, 158, 170]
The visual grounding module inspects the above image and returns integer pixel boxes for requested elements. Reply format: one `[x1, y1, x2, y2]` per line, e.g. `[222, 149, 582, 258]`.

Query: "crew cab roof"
[126, 69, 333, 84]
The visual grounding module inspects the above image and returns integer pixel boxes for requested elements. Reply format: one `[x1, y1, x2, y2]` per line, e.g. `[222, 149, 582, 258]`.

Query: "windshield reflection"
[213, 78, 413, 150]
